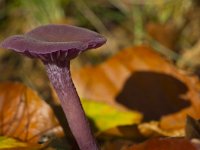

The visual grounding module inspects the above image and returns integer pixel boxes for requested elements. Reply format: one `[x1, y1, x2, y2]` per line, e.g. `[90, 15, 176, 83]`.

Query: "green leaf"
[81, 99, 142, 131]
[0, 136, 27, 149]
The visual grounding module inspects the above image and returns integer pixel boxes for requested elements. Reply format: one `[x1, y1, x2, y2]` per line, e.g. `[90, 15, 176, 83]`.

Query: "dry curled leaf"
[186, 115, 200, 139]
[138, 121, 184, 138]
[72, 45, 200, 130]
[0, 82, 63, 144]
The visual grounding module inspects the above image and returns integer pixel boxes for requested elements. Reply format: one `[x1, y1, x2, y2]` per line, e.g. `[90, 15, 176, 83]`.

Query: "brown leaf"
[138, 121, 184, 138]
[186, 115, 200, 139]
[126, 138, 200, 150]
[101, 139, 133, 150]
[0, 82, 63, 144]
[146, 22, 179, 50]
[72, 45, 200, 129]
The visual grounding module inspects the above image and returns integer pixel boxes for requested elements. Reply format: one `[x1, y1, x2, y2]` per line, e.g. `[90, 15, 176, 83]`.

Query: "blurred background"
[0, 0, 200, 88]
[0, 0, 200, 121]
[0, 0, 200, 122]
[0, 0, 200, 149]
[0, 0, 200, 71]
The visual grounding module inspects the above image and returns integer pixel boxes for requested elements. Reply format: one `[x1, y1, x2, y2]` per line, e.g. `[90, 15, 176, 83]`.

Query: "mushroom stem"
[45, 61, 99, 150]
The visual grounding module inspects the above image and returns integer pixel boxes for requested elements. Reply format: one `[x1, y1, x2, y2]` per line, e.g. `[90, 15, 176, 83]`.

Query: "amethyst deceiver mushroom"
[0, 24, 106, 150]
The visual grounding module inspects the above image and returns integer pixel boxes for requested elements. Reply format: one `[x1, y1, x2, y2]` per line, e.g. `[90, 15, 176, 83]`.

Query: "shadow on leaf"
[116, 71, 191, 121]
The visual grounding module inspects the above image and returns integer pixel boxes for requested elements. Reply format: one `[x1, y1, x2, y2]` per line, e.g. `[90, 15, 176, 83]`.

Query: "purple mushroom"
[0, 24, 106, 150]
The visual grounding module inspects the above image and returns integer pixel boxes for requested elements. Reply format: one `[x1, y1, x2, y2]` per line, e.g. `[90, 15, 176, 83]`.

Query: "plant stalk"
[45, 61, 98, 150]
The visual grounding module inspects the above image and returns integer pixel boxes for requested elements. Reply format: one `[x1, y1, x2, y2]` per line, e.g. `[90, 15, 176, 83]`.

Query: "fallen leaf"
[0, 136, 27, 149]
[127, 137, 200, 150]
[72, 46, 200, 130]
[0, 82, 63, 144]
[138, 121, 184, 138]
[82, 99, 142, 131]
[101, 139, 133, 150]
[186, 115, 200, 139]
[96, 125, 143, 141]
[0, 136, 43, 150]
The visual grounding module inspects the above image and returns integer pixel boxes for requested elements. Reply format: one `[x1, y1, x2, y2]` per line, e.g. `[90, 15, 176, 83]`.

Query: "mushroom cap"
[1, 24, 106, 62]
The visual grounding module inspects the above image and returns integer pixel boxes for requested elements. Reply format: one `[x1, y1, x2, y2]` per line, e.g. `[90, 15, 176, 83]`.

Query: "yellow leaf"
[0, 136, 27, 149]
[82, 99, 142, 131]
